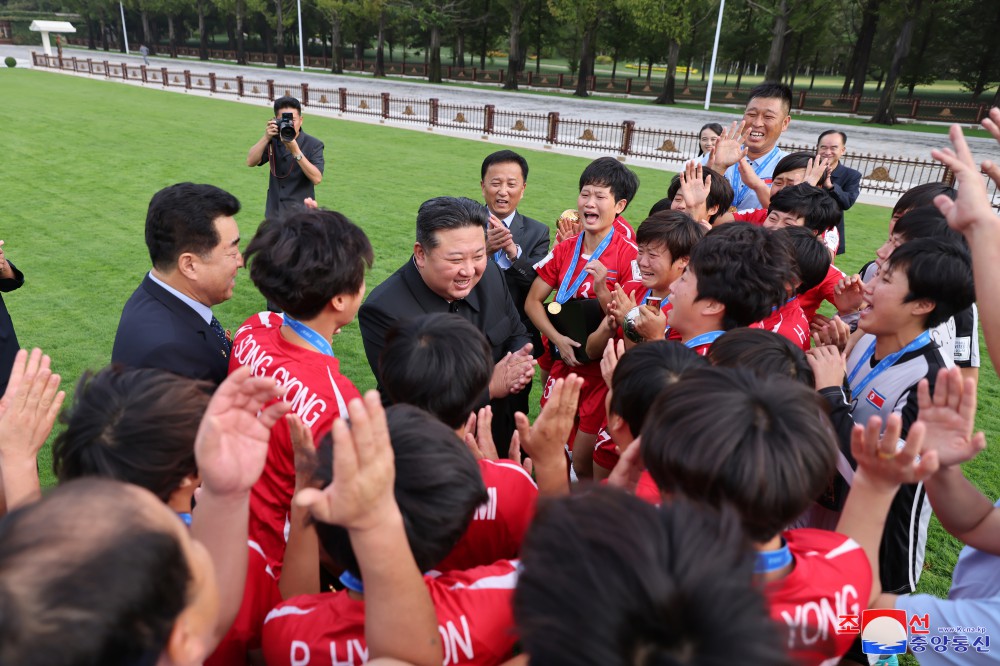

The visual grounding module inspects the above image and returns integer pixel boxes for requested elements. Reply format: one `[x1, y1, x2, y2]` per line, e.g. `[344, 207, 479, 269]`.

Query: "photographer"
[246, 96, 325, 220]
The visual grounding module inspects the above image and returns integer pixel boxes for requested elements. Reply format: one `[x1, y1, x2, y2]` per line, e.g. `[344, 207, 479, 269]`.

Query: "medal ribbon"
[284, 315, 335, 358]
[846, 331, 932, 397]
[730, 145, 781, 206]
[555, 229, 615, 305]
[754, 539, 793, 574]
[684, 330, 725, 349]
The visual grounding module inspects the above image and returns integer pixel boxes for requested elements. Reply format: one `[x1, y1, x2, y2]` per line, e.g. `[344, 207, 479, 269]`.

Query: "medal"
[547, 302, 562, 315]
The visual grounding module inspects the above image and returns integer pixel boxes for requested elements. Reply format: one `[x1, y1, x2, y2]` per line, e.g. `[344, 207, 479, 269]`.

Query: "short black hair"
[610, 341, 707, 435]
[311, 404, 487, 576]
[415, 196, 488, 249]
[642, 366, 837, 542]
[885, 237, 975, 329]
[52, 367, 210, 503]
[892, 205, 965, 245]
[665, 166, 734, 224]
[481, 150, 528, 181]
[0, 479, 190, 666]
[893, 182, 957, 217]
[379, 314, 493, 429]
[635, 210, 706, 262]
[747, 82, 793, 116]
[709, 328, 815, 388]
[817, 129, 847, 145]
[273, 95, 302, 115]
[145, 182, 241, 271]
[579, 157, 639, 209]
[244, 208, 373, 319]
[779, 225, 832, 294]
[772, 151, 814, 179]
[514, 487, 793, 666]
[768, 183, 841, 234]
[689, 224, 792, 329]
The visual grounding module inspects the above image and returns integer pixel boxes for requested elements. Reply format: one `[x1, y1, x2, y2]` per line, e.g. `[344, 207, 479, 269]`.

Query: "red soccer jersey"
[765, 529, 873, 666]
[752, 297, 811, 351]
[636, 470, 661, 505]
[229, 312, 362, 575]
[592, 426, 619, 471]
[534, 231, 639, 304]
[618, 282, 680, 342]
[734, 208, 768, 225]
[614, 214, 635, 240]
[261, 561, 520, 666]
[437, 459, 537, 571]
[205, 541, 282, 666]
[799, 265, 846, 323]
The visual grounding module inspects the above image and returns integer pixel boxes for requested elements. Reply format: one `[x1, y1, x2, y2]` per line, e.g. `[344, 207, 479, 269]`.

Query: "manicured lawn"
[3, 67, 996, 605]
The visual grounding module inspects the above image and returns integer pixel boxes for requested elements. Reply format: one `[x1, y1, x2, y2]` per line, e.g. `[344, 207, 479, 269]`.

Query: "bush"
[4, 57, 16, 68]
[595, 55, 613, 65]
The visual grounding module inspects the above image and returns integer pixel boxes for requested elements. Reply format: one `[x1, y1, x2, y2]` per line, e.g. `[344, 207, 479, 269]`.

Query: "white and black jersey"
[846, 333, 953, 594]
[859, 260, 980, 369]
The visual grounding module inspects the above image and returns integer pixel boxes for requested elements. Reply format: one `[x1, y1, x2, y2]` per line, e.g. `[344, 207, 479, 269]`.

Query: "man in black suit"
[112, 183, 244, 385]
[816, 130, 862, 255]
[0, 240, 25, 395]
[359, 196, 535, 454]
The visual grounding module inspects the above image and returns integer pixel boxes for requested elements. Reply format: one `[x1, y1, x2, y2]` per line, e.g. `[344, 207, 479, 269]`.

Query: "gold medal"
[547, 302, 562, 315]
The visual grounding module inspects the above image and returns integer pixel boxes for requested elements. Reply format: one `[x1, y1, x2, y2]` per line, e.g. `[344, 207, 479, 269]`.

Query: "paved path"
[6, 43, 997, 163]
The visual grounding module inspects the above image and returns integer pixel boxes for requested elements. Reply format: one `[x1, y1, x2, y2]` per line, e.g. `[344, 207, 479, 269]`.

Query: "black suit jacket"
[0, 261, 24, 395]
[359, 258, 530, 451]
[492, 211, 550, 352]
[111, 275, 230, 384]
[828, 163, 862, 254]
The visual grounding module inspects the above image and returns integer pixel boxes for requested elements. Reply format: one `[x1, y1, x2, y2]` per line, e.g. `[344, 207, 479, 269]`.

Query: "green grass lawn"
[3, 68, 997, 607]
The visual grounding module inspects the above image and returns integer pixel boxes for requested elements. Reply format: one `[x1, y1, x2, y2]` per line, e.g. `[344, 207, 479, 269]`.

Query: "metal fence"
[31, 52, 1000, 209]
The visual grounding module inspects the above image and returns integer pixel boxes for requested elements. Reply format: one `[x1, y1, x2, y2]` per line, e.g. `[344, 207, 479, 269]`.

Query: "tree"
[548, 0, 604, 96]
[763, 0, 790, 82]
[315, 0, 352, 71]
[621, 0, 693, 104]
[869, 0, 923, 124]
[499, 0, 524, 89]
[841, 0, 883, 95]
[405, 0, 469, 83]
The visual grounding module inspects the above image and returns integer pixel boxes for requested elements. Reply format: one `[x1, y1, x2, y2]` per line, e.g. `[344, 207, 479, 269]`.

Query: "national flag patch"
[866, 389, 886, 410]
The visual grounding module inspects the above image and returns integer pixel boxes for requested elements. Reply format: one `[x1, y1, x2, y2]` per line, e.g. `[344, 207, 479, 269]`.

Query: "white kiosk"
[29, 20, 77, 57]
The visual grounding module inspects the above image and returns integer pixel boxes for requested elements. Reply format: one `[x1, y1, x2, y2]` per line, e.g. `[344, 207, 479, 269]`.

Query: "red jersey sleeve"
[733, 208, 768, 225]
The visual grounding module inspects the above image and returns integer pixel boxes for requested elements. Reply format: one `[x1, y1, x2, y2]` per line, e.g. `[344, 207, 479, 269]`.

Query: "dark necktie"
[210, 316, 231, 355]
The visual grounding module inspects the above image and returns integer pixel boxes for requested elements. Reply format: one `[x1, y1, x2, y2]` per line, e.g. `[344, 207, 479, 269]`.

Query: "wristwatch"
[293, 153, 303, 162]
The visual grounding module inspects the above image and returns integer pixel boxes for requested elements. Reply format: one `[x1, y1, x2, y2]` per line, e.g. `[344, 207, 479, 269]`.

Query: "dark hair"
[145, 183, 241, 271]
[514, 487, 792, 666]
[311, 404, 487, 576]
[772, 151, 814, 179]
[892, 205, 964, 245]
[52, 367, 210, 502]
[779, 225, 831, 294]
[272, 95, 302, 115]
[709, 328, 815, 387]
[641, 367, 837, 542]
[610, 341, 706, 435]
[665, 166, 734, 224]
[245, 208, 373, 319]
[690, 224, 792, 330]
[747, 82, 793, 115]
[648, 197, 671, 216]
[697, 122, 725, 155]
[481, 150, 528, 181]
[579, 157, 639, 209]
[0, 479, 190, 666]
[885, 237, 975, 329]
[817, 129, 847, 145]
[415, 196, 488, 249]
[379, 315, 493, 429]
[892, 182, 957, 217]
[768, 183, 841, 234]
[635, 210, 706, 262]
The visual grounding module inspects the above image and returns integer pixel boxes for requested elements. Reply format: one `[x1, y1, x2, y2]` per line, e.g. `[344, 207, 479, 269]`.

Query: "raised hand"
[515, 374, 582, 470]
[851, 414, 939, 491]
[600, 337, 626, 389]
[463, 406, 499, 461]
[804, 156, 831, 187]
[914, 367, 986, 468]
[711, 120, 750, 169]
[294, 391, 398, 531]
[0, 349, 64, 489]
[930, 123, 998, 234]
[555, 211, 582, 245]
[811, 314, 851, 351]
[679, 161, 711, 221]
[194, 366, 289, 497]
[288, 413, 319, 492]
[833, 274, 865, 313]
[805, 344, 846, 390]
[607, 436, 643, 494]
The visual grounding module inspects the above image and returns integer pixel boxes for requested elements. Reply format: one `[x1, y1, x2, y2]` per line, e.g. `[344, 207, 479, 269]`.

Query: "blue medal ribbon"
[754, 539, 793, 574]
[177, 512, 192, 527]
[730, 146, 782, 207]
[846, 331, 932, 397]
[284, 315, 335, 358]
[684, 330, 724, 349]
[555, 229, 615, 305]
[339, 571, 365, 593]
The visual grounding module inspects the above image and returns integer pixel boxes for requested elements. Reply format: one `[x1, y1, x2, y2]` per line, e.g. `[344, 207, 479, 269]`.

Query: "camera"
[277, 112, 296, 142]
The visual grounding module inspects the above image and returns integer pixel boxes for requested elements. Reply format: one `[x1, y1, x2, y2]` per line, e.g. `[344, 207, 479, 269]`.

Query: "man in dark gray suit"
[816, 130, 862, 255]
[359, 196, 535, 454]
[112, 183, 243, 385]
[481, 150, 550, 355]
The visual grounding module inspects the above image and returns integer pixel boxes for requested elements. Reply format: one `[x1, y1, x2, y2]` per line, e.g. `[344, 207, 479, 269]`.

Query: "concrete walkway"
[6, 43, 997, 164]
